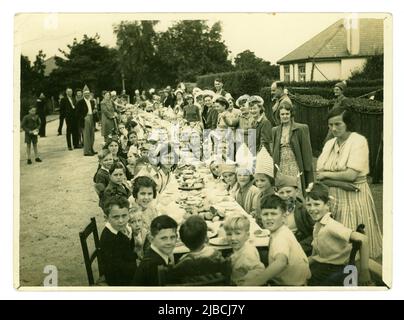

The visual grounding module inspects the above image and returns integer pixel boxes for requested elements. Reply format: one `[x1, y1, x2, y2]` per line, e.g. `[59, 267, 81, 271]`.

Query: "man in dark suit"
[36, 93, 47, 137]
[60, 88, 80, 150]
[133, 215, 178, 286]
[57, 92, 66, 135]
[76, 87, 97, 156]
[163, 86, 175, 108]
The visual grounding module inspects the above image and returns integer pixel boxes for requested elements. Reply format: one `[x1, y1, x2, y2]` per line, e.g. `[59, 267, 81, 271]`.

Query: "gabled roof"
[277, 18, 384, 64]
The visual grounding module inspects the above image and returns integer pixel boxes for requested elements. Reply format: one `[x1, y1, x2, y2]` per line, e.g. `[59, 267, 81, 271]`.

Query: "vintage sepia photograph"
[14, 12, 391, 289]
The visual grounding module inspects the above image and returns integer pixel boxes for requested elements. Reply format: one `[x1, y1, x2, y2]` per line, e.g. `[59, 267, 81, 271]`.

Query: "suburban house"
[43, 56, 58, 76]
[277, 18, 384, 82]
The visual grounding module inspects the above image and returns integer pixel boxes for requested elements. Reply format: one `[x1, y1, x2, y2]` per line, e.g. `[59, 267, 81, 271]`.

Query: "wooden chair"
[157, 257, 232, 286]
[79, 217, 106, 286]
[348, 224, 365, 266]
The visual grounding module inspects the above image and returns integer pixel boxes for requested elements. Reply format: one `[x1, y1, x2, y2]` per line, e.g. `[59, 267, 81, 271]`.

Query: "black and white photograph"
[14, 12, 391, 289]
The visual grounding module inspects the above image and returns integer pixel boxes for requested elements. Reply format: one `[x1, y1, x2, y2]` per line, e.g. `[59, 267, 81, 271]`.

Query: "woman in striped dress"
[316, 107, 382, 259]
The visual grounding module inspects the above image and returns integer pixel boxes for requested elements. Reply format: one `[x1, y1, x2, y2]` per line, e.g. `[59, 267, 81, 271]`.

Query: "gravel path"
[19, 118, 104, 286]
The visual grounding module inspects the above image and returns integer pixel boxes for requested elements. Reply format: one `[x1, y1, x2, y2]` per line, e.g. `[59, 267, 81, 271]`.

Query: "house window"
[298, 63, 306, 82]
[284, 65, 291, 82]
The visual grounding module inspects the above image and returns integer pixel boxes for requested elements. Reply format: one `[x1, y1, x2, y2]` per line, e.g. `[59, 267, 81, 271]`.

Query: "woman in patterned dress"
[316, 107, 382, 259]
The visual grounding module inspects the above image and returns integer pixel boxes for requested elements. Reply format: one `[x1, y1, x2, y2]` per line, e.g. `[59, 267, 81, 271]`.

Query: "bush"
[20, 95, 37, 121]
[196, 70, 264, 98]
[287, 86, 383, 101]
[291, 94, 383, 113]
[283, 79, 383, 88]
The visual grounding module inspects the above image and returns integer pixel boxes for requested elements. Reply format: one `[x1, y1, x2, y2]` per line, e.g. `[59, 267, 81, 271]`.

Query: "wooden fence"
[291, 98, 383, 183]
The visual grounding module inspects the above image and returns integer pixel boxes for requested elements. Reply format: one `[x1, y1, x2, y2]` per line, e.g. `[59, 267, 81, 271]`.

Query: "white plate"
[253, 229, 270, 237]
[207, 230, 217, 238]
[209, 237, 229, 246]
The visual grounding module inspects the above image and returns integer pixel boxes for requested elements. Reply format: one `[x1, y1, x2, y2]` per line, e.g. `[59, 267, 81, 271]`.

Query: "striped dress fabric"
[317, 132, 383, 259]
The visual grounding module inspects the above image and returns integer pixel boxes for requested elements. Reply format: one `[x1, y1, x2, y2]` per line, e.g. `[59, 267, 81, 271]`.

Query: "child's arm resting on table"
[242, 253, 288, 286]
[350, 231, 372, 285]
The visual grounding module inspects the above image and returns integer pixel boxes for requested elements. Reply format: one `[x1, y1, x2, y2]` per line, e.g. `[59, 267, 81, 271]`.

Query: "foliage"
[114, 21, 159, 90]
[234, 50, 279, 84]
[48, 34, 120, 98]
[197, 70, 263, 98]
[156, 20, 233, 84]
[350, 55, 384, 80]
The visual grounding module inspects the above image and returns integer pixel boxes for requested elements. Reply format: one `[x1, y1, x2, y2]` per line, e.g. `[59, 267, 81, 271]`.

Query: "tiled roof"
[277, 18, 384, 64]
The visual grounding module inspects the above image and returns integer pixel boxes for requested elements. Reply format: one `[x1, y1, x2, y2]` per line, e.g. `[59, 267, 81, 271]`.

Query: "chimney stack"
[345, 17, 360, 55]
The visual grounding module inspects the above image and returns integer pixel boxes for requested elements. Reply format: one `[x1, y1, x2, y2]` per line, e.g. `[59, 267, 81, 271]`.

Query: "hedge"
[196, 70, 266, 98]
[287, 87, 383, 101]
[284, 79, 383, 88]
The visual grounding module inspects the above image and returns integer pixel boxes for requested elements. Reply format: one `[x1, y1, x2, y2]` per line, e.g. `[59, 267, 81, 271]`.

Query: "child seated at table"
[101, 163, 131, 213]
[100, 195, 137, 286]
[275, 173, 315, 257]
[126, 151, 137, 180]
[243, 195, 310, 286]
[129, 205, 149, 263]
[128, 131, 138, 156]
[223, 214, 265, 286]
[306, 182, 372, 286]
[132, 175, 159, 230]
[93, 149, 113, 199]
[178, 216, 222, 262]
[220, 161, 238, 197]
[133, 215, 178, 286]
[234, 167, 260, 216]
[253, 146, 275, 227]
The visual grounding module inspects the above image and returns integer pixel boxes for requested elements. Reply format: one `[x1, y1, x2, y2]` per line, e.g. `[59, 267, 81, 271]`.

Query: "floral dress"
[279, 125, 303, 192]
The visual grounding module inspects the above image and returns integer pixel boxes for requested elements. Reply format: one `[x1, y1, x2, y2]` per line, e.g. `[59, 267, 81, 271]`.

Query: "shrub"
[287, 86, 383, 101]
[290, 94, 383, 113]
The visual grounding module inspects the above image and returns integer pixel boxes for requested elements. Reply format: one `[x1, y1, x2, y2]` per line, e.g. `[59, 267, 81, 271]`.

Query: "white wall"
[281, 57, 368, 82]
[305, 62, 313, 82]
[341, 58, 367, 79]
[280, 65, 285, 82]
[312, 61, 341, 81]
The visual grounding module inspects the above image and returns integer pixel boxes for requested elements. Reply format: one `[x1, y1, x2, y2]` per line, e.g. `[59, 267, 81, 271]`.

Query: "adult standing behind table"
[60, 88, 80, 150]
[214, 78, 227, 97]
[248, 95, 273, 156]
[270, 81, 293, 127]
[323, 81, 349, 144]
[163, 86, 175, 108]
[57, 92, 66, 136]
[202, 90, 218, 130]
[77, 88, 97, 156]
[36, 93, 47, 137]
[101, 91, 117, 141]
[271, 102, 313, 195]
[316, 106, 382, 259]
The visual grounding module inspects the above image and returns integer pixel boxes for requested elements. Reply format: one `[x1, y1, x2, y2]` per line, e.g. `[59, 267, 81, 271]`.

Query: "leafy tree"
[155, 20, 233, 83]
[350, 55, 383, 80]
[113, 21, 159, 90]
[48, 34, 120, 98]
[234, 50, 279, 85]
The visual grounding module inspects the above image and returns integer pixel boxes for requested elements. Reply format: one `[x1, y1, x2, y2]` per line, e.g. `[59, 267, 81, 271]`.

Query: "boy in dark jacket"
[275, 174, 315, 256]
[100, 195, 137, 286]
[134, 215, 178, 286]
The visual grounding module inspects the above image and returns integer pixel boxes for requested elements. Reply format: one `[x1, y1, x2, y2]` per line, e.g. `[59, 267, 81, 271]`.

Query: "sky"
[14, 12, 363, 65]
